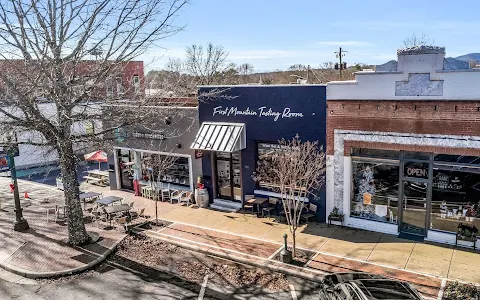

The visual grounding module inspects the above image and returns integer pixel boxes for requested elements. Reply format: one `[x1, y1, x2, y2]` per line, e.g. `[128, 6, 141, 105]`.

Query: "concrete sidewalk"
[0, 177, 126, 278]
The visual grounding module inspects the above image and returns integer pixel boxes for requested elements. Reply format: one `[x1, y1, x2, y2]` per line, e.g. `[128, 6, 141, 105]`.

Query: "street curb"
[0, 234, 127, 279]
[137, 229, 326, 284]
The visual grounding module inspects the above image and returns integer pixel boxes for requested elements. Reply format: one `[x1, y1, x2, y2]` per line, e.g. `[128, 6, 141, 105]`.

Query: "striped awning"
[191, 122, 246, 153]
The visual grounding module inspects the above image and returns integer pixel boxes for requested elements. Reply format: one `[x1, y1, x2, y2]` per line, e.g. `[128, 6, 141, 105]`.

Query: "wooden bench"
[83, 176, 105, 185]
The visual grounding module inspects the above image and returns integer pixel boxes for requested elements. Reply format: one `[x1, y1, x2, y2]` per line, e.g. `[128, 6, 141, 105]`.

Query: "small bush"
[443, 281, 480, 300]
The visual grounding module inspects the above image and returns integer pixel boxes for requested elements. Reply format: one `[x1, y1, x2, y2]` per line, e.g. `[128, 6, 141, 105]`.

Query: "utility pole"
[334, 47, 348, 80]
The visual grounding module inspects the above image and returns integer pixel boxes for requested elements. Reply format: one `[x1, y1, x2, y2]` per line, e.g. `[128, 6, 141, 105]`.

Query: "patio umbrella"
[84, 150, 107, 170]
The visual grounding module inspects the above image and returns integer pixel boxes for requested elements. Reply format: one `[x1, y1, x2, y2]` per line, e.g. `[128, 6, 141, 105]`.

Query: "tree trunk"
[292, 231, 296, 257]
[58, 138, 91, 245]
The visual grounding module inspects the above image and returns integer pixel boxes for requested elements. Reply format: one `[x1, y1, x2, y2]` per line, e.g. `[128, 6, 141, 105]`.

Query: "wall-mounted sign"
[404, 162, 429, 179]
[212, 106, 304, 122]
[195, 150, 204, 159]
[132, 132, 165, 140]
[0, 156, 8, 171]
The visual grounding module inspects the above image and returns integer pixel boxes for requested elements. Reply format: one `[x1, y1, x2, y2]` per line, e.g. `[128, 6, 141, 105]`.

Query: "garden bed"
[273, 247, 316, 267]
[443, 281, 480, 300]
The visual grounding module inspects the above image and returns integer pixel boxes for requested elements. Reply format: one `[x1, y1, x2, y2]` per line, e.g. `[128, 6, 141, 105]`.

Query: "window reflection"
[351, 162, 399, 224]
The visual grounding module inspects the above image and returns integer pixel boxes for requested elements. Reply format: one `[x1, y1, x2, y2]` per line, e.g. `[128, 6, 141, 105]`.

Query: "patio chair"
[170, 190, 182, 204]
[179, 191, 192, 206]
[45, 206, 59, 223]
[131, 208, 145, 219]
[114, 216, 128, 232]
[161, 189, 171, 202]
[243, 195, 255, 214]
[301, 203, 318, 224]
[262, 197, 278, 218]
[128, 201, 135, 209]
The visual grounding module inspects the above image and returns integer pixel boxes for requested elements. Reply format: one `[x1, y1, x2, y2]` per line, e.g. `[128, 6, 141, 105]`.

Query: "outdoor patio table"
[251, 198, 268, 217]
[96, 196, 123, 206]
[79, 192, 101, 210]
[104, 204, 131, 227]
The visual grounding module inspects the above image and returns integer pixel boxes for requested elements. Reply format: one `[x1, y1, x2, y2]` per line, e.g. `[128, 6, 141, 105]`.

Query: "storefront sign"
[195, 150, 204, 159]
[212, 106, 304, 122]
[0, 156, 8, 171]
[404, 162, 429, 179]
[363, 192, 372, 205]
[132, 132, 165, 140]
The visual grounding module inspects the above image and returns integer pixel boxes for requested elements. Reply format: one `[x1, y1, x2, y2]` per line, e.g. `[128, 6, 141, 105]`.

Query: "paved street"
[0, 259, 318, 300]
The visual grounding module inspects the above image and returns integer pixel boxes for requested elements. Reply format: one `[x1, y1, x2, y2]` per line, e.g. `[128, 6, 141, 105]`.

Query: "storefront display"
[351, 161, 399, 224]
[141, 152, 190, 187]
[350, 149, 480, 237]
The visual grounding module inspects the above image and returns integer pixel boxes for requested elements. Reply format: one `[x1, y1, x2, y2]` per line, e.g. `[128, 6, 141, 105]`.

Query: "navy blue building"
[191, 85, 327, 221]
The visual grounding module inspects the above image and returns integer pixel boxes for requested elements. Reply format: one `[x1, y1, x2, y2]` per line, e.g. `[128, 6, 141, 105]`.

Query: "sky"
[140, 0, 480, 72]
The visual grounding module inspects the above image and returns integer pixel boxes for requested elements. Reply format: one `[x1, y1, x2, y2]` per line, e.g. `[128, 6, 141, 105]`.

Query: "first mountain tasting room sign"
[212, 106, 304, 121]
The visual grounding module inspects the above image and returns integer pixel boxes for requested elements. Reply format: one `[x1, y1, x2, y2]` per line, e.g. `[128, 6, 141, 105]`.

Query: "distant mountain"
[455, 53, 480, 62]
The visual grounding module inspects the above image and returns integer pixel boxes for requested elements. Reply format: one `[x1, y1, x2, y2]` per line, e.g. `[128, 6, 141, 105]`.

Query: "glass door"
[215, 152, 241, 202]
[400, 180, 428, 236]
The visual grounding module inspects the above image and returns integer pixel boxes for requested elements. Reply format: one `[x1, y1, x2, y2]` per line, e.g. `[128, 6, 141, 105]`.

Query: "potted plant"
[328, 206, 345, 226]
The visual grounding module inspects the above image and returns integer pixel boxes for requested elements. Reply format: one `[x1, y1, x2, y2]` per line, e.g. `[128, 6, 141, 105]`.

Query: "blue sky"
[141, 0, 480, 72]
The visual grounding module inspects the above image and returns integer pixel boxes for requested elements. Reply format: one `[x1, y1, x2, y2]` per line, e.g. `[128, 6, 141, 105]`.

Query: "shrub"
[443, 281, 480, 300]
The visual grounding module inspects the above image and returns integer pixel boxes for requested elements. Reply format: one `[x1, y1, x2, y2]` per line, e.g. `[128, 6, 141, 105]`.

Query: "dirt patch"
[138, 219, 173, 230]
[113, 234, 290, 291]
[273, 247, 316, 267]
[443, 281, 480, 300]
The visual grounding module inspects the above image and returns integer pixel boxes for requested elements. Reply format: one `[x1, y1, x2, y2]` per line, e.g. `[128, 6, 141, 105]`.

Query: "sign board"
[363, 192, 372, 205]
[0, 156, 9, 171]
[212, 106, 304, 122]
[404, 162, 429, 179]
[195, 150, 204, 159]
[132, 132, 165, 140]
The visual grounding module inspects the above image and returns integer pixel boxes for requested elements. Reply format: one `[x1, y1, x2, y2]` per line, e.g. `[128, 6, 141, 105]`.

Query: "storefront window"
[351, 148, 400, 159]
[351, 161, 399, 224]
[430, 165, 480, 232]
[118, 149, 134, 190]
[141, 152, 190, 187]
[256, 142, 290, 191]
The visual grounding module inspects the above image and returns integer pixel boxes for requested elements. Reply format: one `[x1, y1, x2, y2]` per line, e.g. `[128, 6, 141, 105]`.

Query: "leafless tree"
[253, 135, 326, 257]
[0, 0, 188, 245]
[402, 33, 434, 48]
[237, 63, 254, 83]
[185, 43, 235, 85]
[141, 152, 178, 225]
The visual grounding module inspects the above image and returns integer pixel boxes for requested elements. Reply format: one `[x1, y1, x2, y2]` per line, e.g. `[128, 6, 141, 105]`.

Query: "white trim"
[113, 149, 121, 189]
[114, 146, 191, 159]
[188, 156, 194, 191]
[253, 189, 309, 202]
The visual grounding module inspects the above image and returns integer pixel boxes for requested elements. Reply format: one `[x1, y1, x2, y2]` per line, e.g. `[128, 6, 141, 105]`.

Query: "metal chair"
[301, 203, 318, 224]
[179, 191, 192, 206]
[262, 197, 278, 217]
[161, 189, 171, 202]
[170, 190, 182, 204]
[114, 216, 128, 231]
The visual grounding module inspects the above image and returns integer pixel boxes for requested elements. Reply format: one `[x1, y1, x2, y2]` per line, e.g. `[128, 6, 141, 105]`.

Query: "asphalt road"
[0, 260, 320, 300]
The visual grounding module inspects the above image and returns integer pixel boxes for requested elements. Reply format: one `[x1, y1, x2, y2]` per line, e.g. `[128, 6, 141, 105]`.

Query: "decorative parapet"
[397, 45, 445, 56]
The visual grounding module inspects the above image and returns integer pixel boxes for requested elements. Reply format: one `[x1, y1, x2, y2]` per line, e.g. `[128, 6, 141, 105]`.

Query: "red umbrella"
[84, 150, 107, 170]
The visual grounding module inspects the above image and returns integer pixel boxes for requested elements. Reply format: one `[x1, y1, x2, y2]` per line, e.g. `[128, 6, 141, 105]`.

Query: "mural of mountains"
[455, 53, 480, 62]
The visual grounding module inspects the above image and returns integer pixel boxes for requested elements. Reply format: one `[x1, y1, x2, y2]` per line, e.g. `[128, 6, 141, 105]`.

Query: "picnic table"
[96, 196, 123, 206]
[83, 170, 109, 186]
[79, 192, 102, 210]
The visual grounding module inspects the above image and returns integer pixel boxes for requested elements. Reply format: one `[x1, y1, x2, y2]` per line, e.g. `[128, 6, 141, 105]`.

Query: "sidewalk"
[0, 177, 126, 278]
[83, 185, 480, 289]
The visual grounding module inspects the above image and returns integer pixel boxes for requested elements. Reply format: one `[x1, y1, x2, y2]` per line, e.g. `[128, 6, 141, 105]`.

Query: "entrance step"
[211, 198, 242, 212]
[398, 232, 425, 242]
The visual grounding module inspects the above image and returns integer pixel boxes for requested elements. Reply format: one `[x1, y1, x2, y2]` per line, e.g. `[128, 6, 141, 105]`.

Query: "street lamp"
[4, 132, 29, 231]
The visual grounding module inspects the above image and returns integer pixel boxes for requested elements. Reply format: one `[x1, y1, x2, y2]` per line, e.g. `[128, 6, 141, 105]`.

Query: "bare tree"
[402, 33, 434, 48]
[237, 63, 254, 83]
[0, 0, 188, 245]
[141, 152, 178, 225]
[185, 43, 235, 85]
[253, 135, 326, 257]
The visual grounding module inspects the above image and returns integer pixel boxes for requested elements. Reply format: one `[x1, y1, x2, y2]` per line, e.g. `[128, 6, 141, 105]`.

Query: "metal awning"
[191, 122, 246, 153]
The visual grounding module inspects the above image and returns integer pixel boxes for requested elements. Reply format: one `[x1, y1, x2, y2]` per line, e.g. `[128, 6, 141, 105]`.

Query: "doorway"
[400, 180, 428, 236]
[215, 152, 241, 202]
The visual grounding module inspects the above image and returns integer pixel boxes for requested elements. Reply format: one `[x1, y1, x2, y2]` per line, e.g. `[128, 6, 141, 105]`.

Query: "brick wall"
[327, 100, 480, 154]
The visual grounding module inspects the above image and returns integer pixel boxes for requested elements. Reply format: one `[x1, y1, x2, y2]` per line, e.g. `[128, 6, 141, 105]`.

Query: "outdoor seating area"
[80, 194, 147, 232]
[83, 170, 109, 186]
[242, 195, 319, 224]
[139, 183, 194, 207]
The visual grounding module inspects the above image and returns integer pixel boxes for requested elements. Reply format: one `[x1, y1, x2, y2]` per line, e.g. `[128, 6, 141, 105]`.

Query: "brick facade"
[327, 100, 480, 155]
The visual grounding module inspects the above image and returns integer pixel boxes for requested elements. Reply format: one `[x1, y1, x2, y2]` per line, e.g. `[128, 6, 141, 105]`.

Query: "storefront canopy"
[191, 122, 246, 153]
